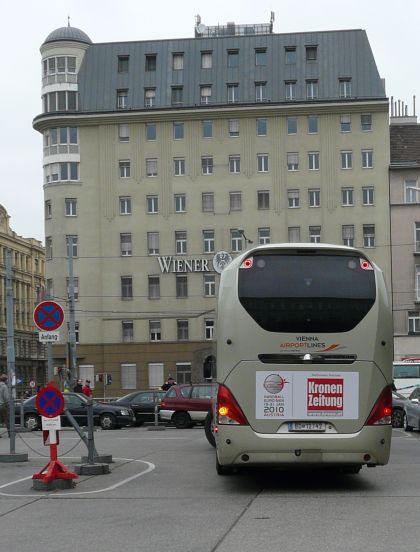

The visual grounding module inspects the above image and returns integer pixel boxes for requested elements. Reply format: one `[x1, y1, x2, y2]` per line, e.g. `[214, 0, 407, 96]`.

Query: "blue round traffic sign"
[36, 385, 65, 418]
[33, 301, 65, 331]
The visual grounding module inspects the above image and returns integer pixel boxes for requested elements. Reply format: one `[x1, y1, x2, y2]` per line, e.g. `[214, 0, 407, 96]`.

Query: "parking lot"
[0, 426, 420, 552]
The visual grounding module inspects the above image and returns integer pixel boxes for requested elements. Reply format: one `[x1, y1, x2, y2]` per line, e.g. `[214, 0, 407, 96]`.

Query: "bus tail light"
[217, 384, 248, 425]
[365, 386, 392, 425]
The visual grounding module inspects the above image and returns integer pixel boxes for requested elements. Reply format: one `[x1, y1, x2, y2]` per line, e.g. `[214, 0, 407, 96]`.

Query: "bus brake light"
[360, 258, 373, 270]
[217, 384, 248, 425]
[365, 386, 392, 425]
[240, 257, 253, 269]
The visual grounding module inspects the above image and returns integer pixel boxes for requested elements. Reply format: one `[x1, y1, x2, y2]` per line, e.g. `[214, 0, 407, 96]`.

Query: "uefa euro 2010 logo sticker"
[263, 374, 289, 394]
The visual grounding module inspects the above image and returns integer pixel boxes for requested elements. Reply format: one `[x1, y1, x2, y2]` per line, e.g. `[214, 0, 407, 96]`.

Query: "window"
[119, 124, 130, 142]
[287, 117, 297, 134]
[174, 194, 186, 212]
[257, 118, 267, 136]
[203, 230, 215, 253]
[342, 225, 355, 247]
[309, 226, 321, 243]
[121, 276, 133, 299]
[363, 187, 374, 205]
[201, 156, 213, 175]
[200, 85, 212, 104]
[175, 231, 187, 254]
[257, 191, 270, 210]
[117, 89, 128, 109]
[288, 227, 300, 243]
[363, 225, 375, 248]
[227, 50, 239, 67]
[147, 195, 159, 214]
[227, 84, 239, 103]
[120, 233, 132, 256]
[148, 276, 160, 299]
[361, 114, 372, 131]
[229, 155, 240, 174]
[65, 198, 77, 216]
[285, 47, 296, 64]
[340, 114, 351, 132]
[201, 51, 212, 69]
[231, 229, 243, 253]
[177, 320, 189, 341]
[306, 80, 318, 99]
[341, 151, 353, 169]
[121, 364, 137, 390]
[308, 152, 320, 170]
[44, 127, 78, 155]
[43, 55, 76, 77]
[45, 200, 52, 219]
[362, 150, 373, 169]
[287, 152, 299, 171]
[257, 154, 269, 172]
[44, 162, 79, 183]
[202, 120, 213, 138]
[258, 227, 270, 245]
[255, 82, 267, 102]
[308, 116, 319, 133]
[229, 192, 242, 211]
[46, 278, 54, 298]
[119, 160, 131, 178]
[173, 122, 184, 139]
[202, 192, 214, 212]
[145, 123, 156, 141]
[66, 235, 78, 257]
[146, 158, 158, 177]
[144, 88, 156, 107]
[405, 180, 419, 203]
[46, 237, 53, 259]
[342, 188, 354, 206]
[174, 158, 185, 176]
[288, 189, 300, 208]
[176, 363, 192, 384]
[119, 196, 132, 215]
[408, 311, 420, 334]
[171, 86, 183, 105]
[172, 53, 184, 70]
[122, 321, 134, 342]
[285, 81, 296, 100]
[149, 320, 161, 342]
[309, 189, 320, 207]
[255, 48, 267, 66]
[43, 91, 77, 112]
[205, 319, 215, 340]
[66, 277, 79, 301]
[118, 55, 129, 72]
[415, 223, 420, 253]
[145, 54, 157, 71]
[306, 46, 317, 61]
[339, 78, 352, 98]
[204, 274, 216, 297]
[176, 274, 188, 298]
[147, 232, 159, 255]
[228, 119, 239, 137]
[416, 267, 420, 301]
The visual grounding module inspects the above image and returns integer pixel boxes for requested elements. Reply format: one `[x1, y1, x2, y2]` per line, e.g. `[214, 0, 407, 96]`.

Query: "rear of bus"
[215, 244, 393, 474]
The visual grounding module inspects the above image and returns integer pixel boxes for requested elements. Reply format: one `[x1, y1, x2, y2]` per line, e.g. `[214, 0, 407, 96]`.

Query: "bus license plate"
[288, 422, 326, 432]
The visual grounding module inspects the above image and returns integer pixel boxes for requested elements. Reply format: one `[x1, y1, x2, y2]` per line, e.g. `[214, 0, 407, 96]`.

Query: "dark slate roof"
[75, 29, 385, 112]
[44, 26, 92, 45]
[390, 125, 420, 166]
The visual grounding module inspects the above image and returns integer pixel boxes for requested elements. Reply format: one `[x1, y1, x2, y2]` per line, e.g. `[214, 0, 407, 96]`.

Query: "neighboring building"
[33, 19, 391, 394]
[0, 205, 47, 393]
[390, 100, 420, 359]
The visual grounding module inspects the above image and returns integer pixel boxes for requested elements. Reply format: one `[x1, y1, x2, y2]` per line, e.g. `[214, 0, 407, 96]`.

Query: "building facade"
[0, 205, 47, 393]
[33, 19, 391, 394]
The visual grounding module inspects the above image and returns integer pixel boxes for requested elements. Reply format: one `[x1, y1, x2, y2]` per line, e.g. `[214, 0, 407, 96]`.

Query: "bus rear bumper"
[215, 424, 391, 468]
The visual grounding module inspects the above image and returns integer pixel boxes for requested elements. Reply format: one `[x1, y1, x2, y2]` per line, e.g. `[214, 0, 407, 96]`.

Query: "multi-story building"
[390, 101, 420, 359]
[33, 19, 391, 394]
[0, 205, 46, 393]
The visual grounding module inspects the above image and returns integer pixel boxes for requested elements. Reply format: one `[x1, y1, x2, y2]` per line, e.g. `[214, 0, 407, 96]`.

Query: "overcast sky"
[2, 0, 419, 243]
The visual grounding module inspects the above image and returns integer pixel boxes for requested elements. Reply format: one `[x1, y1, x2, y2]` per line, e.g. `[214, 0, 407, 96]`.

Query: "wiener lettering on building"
[157, 251, 233, 274]
[307, 378, 344, 414]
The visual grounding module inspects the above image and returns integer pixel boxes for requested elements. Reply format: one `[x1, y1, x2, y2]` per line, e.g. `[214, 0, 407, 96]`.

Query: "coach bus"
[215, 243, 393, 475]
[393, 359, 420, 397]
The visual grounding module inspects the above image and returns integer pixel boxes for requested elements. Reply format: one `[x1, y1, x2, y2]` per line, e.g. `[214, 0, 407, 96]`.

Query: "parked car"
[392, 391, 409, 428]
[15, 392, 136, 430]
[403, 392, 420, 432]
[106, 390, 165, 426]
[159, 383, 217, 429]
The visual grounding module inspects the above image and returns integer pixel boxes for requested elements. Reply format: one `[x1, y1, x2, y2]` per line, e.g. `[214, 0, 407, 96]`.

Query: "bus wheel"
[216, 456, 234, 475]
[403, 412, 413, 432]
[204, 411, 216, 448]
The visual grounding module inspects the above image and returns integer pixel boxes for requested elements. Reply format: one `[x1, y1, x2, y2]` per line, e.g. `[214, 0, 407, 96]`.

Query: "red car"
[159, 383, 216, 428]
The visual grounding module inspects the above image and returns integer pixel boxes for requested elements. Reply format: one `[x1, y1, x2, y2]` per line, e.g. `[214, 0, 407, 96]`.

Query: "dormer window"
[306, 46, 317, 61]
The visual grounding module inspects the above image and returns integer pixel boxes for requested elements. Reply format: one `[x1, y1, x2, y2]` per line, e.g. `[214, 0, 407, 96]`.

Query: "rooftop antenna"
[68, 15, 71, 27]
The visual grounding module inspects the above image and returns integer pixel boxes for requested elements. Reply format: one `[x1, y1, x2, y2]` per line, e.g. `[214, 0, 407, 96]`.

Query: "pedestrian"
[73, 379, 83, 393]
[161, 377, 176, 391]
[0, 374, 10, 437]
[82, 379, 93, 397]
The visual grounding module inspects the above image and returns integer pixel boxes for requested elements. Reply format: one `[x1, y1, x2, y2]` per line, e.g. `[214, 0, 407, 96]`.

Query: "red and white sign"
[307, 378, 344, 414]
[33, 301, 65, 332]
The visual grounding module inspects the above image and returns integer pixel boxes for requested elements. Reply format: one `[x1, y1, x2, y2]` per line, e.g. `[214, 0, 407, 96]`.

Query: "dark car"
[159, 383, 216, 429]
[106, 390, 165, 426]
[15, 392, 136, 431]
[392, 391, 409, 428]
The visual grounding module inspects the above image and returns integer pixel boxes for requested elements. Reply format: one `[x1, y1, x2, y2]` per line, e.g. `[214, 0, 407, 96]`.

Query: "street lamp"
[237, 228, 253, 244]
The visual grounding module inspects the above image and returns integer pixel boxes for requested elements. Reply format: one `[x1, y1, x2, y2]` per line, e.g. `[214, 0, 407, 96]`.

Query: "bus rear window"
[238, 253, 376, 333]
[393, 364, 420, 378]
